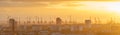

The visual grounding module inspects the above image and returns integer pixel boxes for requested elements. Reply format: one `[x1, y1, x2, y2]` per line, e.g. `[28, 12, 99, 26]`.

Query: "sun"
[105, 6, 120, 13]
[73, 2, 120, 13]
[104, 3, 120, 13]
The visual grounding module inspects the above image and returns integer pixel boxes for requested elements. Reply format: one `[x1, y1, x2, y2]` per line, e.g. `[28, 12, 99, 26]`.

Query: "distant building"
[9, 18, 17, 31]
[56, 17, 62, 24]
[85, 20, 92, 28]
[27, 21, 31, 23]
[55, 17, 62, 32]
[85, 20, 91, 25]
[9, 18, 17, 35]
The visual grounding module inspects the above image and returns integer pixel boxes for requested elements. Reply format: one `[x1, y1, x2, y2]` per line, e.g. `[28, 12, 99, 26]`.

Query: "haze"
[0, 0, 120, 23]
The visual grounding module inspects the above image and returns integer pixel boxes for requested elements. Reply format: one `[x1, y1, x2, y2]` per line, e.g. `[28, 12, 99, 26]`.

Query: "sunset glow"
[1, 0, 120, 35]
[1, 1, 120, 23]
[45, 1, 120, 14]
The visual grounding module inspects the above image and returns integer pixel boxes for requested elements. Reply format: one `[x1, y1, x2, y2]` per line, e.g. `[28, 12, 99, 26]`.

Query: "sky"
[0, 0, 120, 23]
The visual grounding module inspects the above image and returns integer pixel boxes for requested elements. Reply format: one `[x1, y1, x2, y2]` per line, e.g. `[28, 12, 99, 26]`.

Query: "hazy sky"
[0, 0, 120, 23]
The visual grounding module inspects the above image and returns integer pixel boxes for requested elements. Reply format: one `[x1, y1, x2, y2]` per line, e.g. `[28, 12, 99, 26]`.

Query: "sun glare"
[74, 2, 120, 13]
[45, 1, 120, 14]
[105, 4, 120, 13]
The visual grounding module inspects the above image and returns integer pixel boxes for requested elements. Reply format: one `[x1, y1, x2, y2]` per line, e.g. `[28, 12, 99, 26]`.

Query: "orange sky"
[0, 1, 120, 23]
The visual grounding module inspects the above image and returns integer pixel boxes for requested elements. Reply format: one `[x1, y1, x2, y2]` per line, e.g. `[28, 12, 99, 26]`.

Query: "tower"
[85, 19, 92, 28]
[85, 19, 92, 35]
[56, 17, 62, 24]
[9, 18, 17, 35]
[85, 20, 91, 25]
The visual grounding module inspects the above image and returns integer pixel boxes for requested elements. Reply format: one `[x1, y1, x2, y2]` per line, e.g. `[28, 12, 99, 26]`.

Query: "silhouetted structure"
[9, 18, 17, 35]
[56, 17, 62, 24]
[85, 20, 91, 25]
[27, 17, 31, 23]
[85, 19, 92, 35]
[85, 19, 92, 28]
[1, 16, 120, 35]
[40, 17, 43, 24]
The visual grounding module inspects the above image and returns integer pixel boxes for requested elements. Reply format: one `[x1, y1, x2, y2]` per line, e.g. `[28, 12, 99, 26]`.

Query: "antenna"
[89, 16, 92, 20]
[7, 16, 12, 19]
[111, 17, 113, 24]
[98, 17, 101, 24]
[69, 16, 72, 23]
[40, 17, 43, 24]
[18, 16, 20, 24]
[37, 16, 40, 24]
[94, 17, 97, 24]
[49, 16, 52, 24]
[27, 16, 31, 23]
[35, 16, 39, 24]
[26, 16, 30, 25]
[35, 16, 39, 23]
[108, 17, 113, 24]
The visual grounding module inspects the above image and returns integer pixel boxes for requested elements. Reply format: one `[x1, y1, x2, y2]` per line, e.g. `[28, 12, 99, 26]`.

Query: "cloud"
[45, 1, 86, 9]
[0, 1, 85, 7]
[0, 0, 119, 7]
[0, 1, 51, 7]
